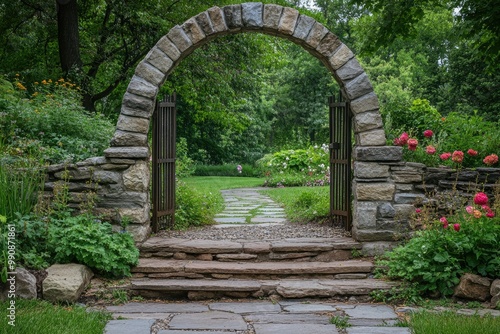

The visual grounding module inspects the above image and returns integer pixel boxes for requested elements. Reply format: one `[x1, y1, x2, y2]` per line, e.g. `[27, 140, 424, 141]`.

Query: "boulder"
[43, 264, 93, 303]
[490, 279, 500, 308]
[453, 273, 492, 301]
[0, 267, 37, 300]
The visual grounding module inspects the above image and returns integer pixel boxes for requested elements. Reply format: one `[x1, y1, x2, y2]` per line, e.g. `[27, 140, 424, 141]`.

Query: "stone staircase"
[129, 236, 397, 300]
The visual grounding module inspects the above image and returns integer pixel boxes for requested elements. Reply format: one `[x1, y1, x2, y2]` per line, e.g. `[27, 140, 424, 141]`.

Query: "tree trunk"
[56, 0, 82, 74]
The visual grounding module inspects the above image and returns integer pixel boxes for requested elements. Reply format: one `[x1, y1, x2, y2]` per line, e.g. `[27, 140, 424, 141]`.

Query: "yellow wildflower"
[16, 82, 27, 90]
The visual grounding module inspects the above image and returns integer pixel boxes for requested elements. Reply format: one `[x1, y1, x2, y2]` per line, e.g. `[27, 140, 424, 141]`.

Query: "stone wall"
[43, 155, 151, 242]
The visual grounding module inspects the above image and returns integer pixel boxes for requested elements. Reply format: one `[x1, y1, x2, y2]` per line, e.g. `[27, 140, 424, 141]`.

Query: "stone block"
[92, 170, 121, 184]
[350, 92, 379, 114]
[316, 32, 341, 58]
[207, 6, 228, 33]
[354, 161, 390, 179]
[144, 47, 174, 74]
[134, 61, 165, 87]
[118, 206, 150, 225]
[278, 7, 299, 35]
[454, 273, 492, 301]
[356, 128, 386, 146]
[223, 4, 242, 30]
[100, 191, 149, 208]
[345, 73, 374, 100]
[127, 75, 158, 99]
[242, 2, 262, 28]
[167, 25, 193, 52]
[124, 224, 151, 242]
[337, 58, 364, 82]
[377, 203, 395, 218]
[195, 11, 215, 36]
[353, 202, 377, 229]
[361, 241, 398, 256]
[305, 22, 328, 49]
[104, 147, 149, 159]
[329, 43, 355, 70]
[122, 92, 155, 113]
[116, 114, 150, 134]
[43, 264, 93, 303]
[354, 146, 403, 162]
[354, 182, 395, 201]
[293, 15, 315, 40]
[352, 228, 395, 242]
[394, 204, 415, 220]
[111, 130, 148, 147]
[394, 193, 426, 205]
[155, 36, 181, 61]
[182, 17, 205, 45]
[392, 171, 423, 183]
[263, 4, 283, 30]
[354, 111, 383, 133]
[123, 161, 150, 192]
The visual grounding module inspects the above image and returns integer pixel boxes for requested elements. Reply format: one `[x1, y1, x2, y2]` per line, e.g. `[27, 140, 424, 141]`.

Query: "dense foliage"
[377, 191, 500, 297]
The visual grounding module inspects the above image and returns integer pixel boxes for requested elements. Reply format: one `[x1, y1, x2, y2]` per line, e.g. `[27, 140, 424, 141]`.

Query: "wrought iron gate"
[152, 94, 176, 232]
[329, 92, 352, 231]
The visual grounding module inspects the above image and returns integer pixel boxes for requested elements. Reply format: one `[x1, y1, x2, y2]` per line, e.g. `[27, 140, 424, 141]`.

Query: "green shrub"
[174, 180, 222, 229]
[0, 77, 114, 163]
[176, 137, 195, 178]
[49, 214, 139, 277]
[257, 145, 330, 187]
[377, 192, 500, 296]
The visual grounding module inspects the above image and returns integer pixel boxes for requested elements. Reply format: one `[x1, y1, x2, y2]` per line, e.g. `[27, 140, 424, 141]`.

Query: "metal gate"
[151, 94, 176, 232]
[329, 92, 352, 231]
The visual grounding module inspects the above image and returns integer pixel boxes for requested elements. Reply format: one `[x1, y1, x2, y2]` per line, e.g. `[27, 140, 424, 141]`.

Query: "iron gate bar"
[152, 93, 176, 233]
[329, 92, 352, 231]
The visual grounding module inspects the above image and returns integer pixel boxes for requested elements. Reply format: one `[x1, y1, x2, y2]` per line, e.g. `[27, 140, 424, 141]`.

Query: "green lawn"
[181, 176, 264, 193]
[408, 310, 500, 334]
[0, 299, 110, 334]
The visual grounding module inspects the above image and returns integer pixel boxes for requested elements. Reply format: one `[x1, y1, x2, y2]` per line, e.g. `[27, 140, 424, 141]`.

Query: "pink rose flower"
[415, 208, 421, 214]
[453, 223, 460, 232]
[486, 211, 495, 218]
[439, 217, 448, 224]
[426, 145, 436, 155]
[467, 149, 478, 156]
[465, 206, 474, 214]
[452, 150, 464, 163]
[407, 138, 418, 151]
[440, 152, 451, 160]
[423, 129, 434, 138]
[483, 154, 499, 166]
[399, 132, 409, 145]
[474, 192, 489, 205]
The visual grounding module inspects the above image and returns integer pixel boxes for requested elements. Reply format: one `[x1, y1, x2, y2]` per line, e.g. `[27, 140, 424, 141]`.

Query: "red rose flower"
[399, 132, 409, 145]
[426, 145, 436, 155]
[467, 149, 478, 156]
[486, 211, 495, 218]
[483, 154, 499, 166]
[407, 138, 418, 151]
[474, 192, 489, 205]
[452, 150, 464, 163]
[423, 129, 433, 138]
[453, 223, 460, 232]
[440, 152, 451, 160]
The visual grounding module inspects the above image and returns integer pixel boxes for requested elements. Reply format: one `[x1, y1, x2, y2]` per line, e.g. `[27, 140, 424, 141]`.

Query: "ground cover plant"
[0, 299, 111, 334]
[407, 310, 500, 334]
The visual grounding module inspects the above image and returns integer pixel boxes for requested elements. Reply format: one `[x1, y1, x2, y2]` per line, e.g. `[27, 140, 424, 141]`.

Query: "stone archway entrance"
[102, 2, 410, 248]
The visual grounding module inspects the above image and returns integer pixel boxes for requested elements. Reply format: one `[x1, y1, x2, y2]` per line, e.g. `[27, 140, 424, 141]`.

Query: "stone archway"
[100, 2, 410, 249]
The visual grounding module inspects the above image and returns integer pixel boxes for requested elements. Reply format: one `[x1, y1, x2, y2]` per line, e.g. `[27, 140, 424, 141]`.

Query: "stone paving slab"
[282, 303, 337, 313]
[244, 312, 332, 324]
[104, 319, 155, 334]
[158, 331, 229, 334]
[106, 302, 208, 313]
[169, 311, 248, 331]
[209, 301, 281, 313]
[343, 304, 398, 319]
[254, 323, 339, 334]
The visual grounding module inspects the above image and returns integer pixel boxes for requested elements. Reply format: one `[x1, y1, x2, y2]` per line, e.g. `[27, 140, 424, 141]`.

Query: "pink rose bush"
[392, 129, 499, 168]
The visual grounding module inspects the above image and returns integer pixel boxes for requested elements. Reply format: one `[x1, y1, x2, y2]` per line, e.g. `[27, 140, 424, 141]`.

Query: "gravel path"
[157, 187, 348, 241]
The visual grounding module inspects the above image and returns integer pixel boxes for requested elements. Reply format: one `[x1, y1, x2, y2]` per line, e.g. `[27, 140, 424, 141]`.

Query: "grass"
[181, 176, 264, 193]
[408, 310, 500, 334]
[262, 186, 329, 223]
[0, 299, 111, 334]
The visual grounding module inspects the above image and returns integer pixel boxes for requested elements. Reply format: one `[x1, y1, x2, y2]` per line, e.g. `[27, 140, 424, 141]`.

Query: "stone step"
[132, 258, 373, 279]
[140, 237, 362, 262]
[128, 278, 397, 300]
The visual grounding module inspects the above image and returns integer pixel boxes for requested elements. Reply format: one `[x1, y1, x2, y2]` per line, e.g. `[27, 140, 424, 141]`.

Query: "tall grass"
[0, 162, 44, 221]
[409, 310, 500, 334]
[0, 299, 111, 334]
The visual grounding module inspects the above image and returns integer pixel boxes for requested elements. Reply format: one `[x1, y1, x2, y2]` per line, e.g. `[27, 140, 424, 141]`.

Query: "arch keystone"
[242, 2, 264, 29]
[263, 4, 283, 31]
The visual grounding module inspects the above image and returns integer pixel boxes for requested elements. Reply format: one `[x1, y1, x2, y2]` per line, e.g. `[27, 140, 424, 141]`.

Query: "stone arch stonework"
[72, 2, 418, 251]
